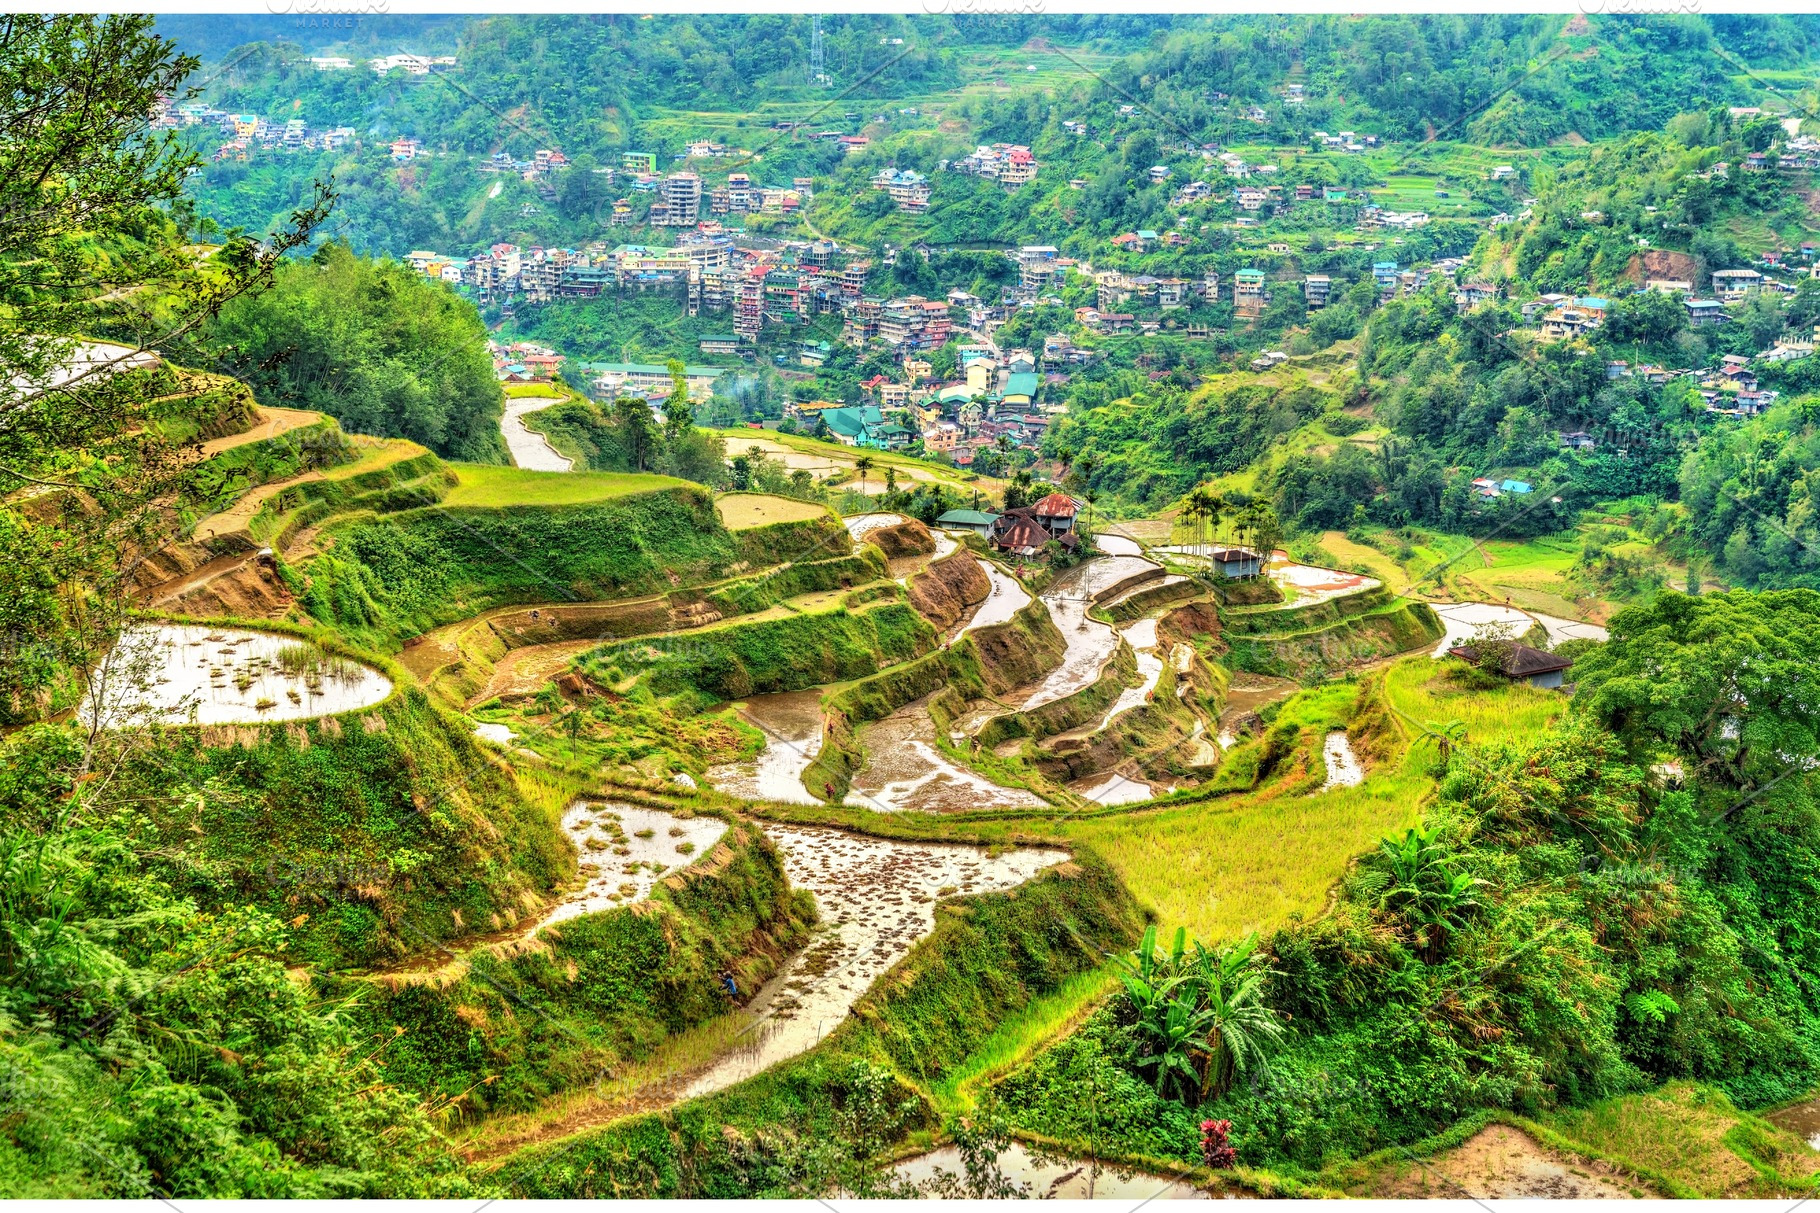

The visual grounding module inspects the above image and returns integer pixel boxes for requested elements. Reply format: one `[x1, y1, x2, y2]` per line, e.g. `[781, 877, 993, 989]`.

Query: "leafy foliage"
[208, 243, 506, 462]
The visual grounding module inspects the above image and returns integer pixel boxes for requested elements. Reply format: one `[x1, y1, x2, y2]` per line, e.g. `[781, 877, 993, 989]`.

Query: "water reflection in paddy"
[895, 1141, 1210, 1200]
[87, 622, 392, 727]
[845, 693, 1046, 814]
[705, 689, 826, 805]
[549, 802, 728, 926]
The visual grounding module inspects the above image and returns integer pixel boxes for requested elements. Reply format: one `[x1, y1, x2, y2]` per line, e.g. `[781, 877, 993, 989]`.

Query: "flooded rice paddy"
[1525, 610, 1610, 646]
[1267, 555, 1381, 605]
[1320, 731, 1365, 789]
[88, 622, 392, 727]
[1767, 1098, 1820, 1151]
[1094, 533, 1145, 558]
[549, 802, 729, 926]
[681, 825, 1064, 1098]
[472, 721, 517, 746]
[845, 693, 1047, 813]
[842, 512, 908, 539]
[1044, 616, 1165, 752]
[1216, 672, 1300, 748]
[895, 1141, 1210, 1200]
[705, 690, 827, 805]
[1013, 590, 1120, 711]
[1427, 601, 1538, 657]
[954, 562, 1031, 638]
[1069, 770, 1164, 805]
[499, 396, 573, 472]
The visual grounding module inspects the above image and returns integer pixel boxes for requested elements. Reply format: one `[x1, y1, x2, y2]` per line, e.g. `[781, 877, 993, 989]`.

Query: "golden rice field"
[714, 491, 833, 530]
[1054, 658, 1569, 944]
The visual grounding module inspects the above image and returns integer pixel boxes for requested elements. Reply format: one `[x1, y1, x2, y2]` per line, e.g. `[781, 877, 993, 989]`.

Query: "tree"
[613, 396, 658, 470]
[1114, 925, 1284, 1103]
[1572, 589, 1820, 791]
[2, 15, 331, 722]
[854, 454, 873, 493]
[210, 244, 504, 462]
[661, 360, 693, 445]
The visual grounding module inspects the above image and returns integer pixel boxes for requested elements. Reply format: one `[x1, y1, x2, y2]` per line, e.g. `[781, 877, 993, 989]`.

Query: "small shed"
[1208, 546, 1264, 579]
[1449, 642, 1573, 689]
[934, 508, 999, 537]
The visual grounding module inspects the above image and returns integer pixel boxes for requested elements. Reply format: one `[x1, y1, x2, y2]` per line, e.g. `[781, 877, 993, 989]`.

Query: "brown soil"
[196, 406, 323, 457]
[908, 551, 992, 629]
[470, 640, 604, 706]
[1158, 600, 1222, 648]
[864, 517, 936, 559]
[164, 558, 295, 619]
[1365, 1125, 1647, 1199]
[1624, 248, 1701, 287]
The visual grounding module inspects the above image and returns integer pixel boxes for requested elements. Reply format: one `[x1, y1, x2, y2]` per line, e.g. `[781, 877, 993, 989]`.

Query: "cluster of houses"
[783, 344, 1054, 466]
[306, 53, 458, 74]
[150, 99, 355, 161]
[487, 338, 725, 403]
[943, 143, 1039, 188]
[935, 493, 1083, 559]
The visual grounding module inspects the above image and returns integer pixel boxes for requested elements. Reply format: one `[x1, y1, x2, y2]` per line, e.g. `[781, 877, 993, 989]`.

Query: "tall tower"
[810, 16, 827, 87]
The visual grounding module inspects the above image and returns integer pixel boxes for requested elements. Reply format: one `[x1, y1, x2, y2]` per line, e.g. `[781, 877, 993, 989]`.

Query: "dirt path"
[1364, 1125, 1645, 1199]
[198, 407, 323, 456]
[193, 471, 324, 542]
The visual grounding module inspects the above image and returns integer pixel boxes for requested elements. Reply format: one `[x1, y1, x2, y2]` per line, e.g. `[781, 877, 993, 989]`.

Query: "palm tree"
[884, 466, 898, 501]
[1116, 926, 1285, 1102]
[1420, 719, 1468, 764]
[854, 454, 873, 494]
[1374, 826, 1487, 961]
[1084, 489, 1100, 537]
[1191, 938, 1286, 1100]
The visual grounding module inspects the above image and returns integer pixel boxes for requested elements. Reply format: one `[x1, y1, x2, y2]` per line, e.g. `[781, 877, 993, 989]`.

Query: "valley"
[6, 10, 1820, 1203]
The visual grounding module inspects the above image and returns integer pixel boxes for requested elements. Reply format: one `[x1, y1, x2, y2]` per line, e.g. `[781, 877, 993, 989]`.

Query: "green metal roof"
[1001, 372, 1040, 398]
[936, 509, 1000, 526]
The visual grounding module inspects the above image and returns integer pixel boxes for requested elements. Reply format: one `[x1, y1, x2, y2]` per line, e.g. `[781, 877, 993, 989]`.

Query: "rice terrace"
[4, 7, 1820, 1202]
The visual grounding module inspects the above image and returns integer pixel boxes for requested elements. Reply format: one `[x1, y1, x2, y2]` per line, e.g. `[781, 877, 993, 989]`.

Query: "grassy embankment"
[106, 622, 571, 970]
[289, 478, 847, 652]
[709, 426, 1002, 496]
[330, 820, 818, 1121]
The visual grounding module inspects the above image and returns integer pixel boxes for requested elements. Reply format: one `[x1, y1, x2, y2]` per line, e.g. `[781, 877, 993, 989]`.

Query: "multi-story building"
[877, 296, 951, 350]
[1303, 274, 1331, 309]
[723, 172, 753, 212]
[1711, 268, 1763, 300]
[649, 172, 701, 226]
[872, 168, 930, 211]
[1234, 268, 1268, 316]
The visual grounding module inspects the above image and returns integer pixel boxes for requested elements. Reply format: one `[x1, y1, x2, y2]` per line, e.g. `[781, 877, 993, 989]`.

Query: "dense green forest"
[206, 244, 507, 462]
[1003, 591, 1820, 1171]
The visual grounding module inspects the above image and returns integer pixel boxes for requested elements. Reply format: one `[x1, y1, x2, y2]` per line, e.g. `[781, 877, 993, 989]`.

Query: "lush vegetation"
[208, 243, 507, 462]
[998, 591, 1820, 1179]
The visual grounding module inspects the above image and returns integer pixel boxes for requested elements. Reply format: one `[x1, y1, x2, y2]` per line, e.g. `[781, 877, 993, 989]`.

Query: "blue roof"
[1577, 297, 1609, 309]
[1500, 479, 1533, 493]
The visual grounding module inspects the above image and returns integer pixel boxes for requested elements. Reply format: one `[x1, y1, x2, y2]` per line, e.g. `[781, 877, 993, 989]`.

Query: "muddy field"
[681, 825, 1064, 1097]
